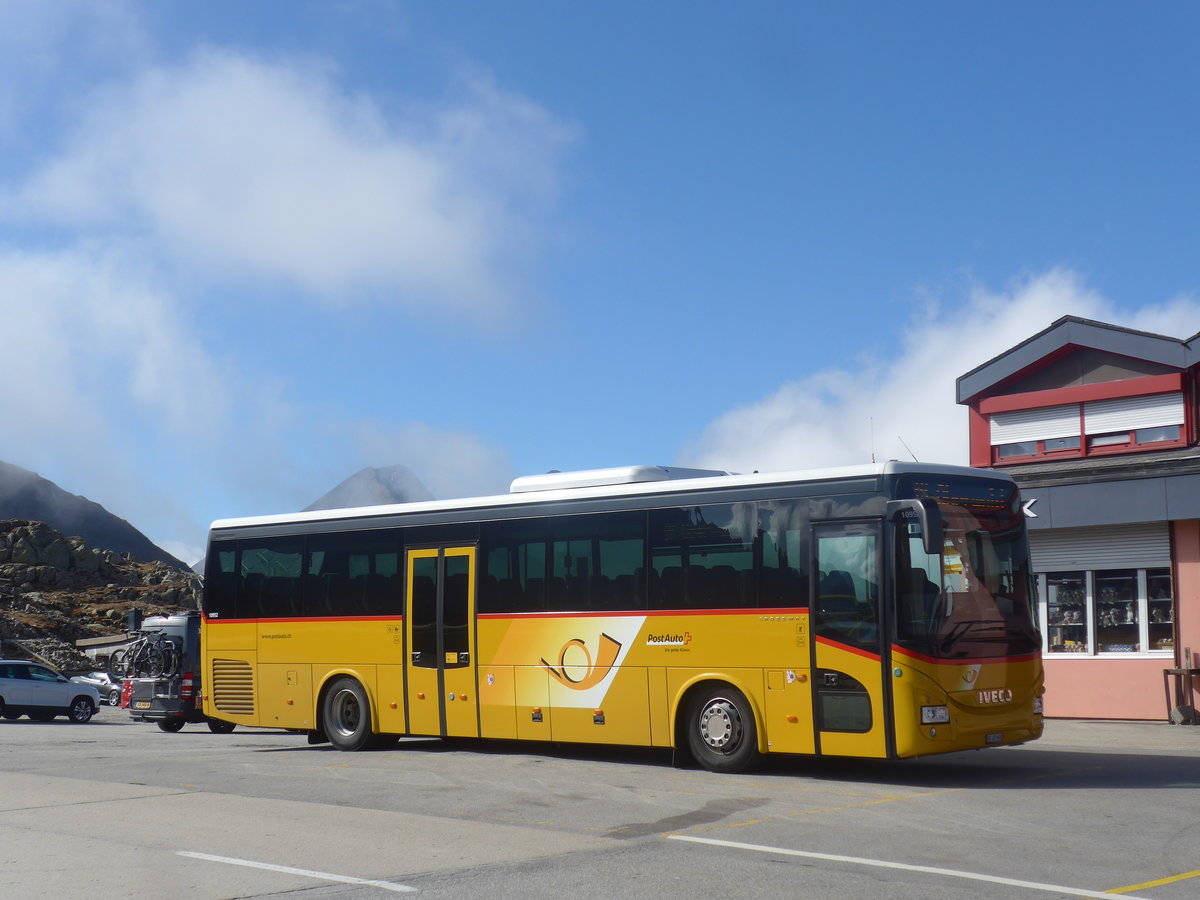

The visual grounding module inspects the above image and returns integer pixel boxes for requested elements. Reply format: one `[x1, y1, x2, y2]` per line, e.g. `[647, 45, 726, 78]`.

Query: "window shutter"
[1029, 523, 1170, 571]
[990, 404, 1080, 444]
[1083, 393, 1185, 435]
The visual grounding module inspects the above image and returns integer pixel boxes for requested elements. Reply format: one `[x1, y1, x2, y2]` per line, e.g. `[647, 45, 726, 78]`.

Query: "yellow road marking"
[1107, 868, 1200, 894]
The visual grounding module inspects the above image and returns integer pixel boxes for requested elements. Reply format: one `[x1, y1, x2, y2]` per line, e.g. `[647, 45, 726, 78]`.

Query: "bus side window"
[480, 520, 548, 614]
[204, 548, 239, 618]
[303, 531, 401, 617]
[649, 505, 754, 610]
[759, 501, 810, 608]
[549, 512, 646, 612]
[241, 540, 302, 618]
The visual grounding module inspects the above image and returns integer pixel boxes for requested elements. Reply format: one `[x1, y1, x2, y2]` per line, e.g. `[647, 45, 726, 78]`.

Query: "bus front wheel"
[686, 685, 760, 773]
[323, 677, 373, 751]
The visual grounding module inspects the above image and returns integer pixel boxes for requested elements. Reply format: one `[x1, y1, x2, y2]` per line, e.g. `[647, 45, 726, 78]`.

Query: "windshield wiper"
[938, 619, 1000, 653]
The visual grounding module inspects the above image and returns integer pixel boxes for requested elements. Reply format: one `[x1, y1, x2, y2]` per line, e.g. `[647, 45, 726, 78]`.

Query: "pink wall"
[1043, 657, 1174, 720]
[1044, 520, 1200, 721]
[1173, 520, 1200, 670]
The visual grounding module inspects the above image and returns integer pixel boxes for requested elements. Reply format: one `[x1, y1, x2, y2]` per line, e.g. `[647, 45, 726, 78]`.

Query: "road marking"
[667, 835, 1151, 900]
[1108, 868, 1200, 894]
[176, 851, 416, 893]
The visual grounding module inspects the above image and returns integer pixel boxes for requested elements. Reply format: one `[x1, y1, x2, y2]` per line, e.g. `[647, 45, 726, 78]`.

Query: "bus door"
[405, 546, 478, 738]
[811, 522, 890, 758]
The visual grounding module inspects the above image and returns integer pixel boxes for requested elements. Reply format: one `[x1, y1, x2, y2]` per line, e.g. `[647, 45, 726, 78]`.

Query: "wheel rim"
[698, 697, 743, 754]
[330, 687, 362, 738]
[72, 700, 93, 722]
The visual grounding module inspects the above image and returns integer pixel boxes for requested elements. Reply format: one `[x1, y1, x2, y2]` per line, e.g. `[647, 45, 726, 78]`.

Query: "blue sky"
[1, 1, 1197, 565]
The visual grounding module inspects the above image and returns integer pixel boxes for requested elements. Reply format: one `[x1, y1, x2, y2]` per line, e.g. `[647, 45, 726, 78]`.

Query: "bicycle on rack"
[109, 631, 180, 679]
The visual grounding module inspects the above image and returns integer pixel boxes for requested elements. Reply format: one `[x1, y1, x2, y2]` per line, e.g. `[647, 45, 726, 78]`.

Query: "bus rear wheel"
[323, 677, 373, 751]
[686, 685, 760, 773]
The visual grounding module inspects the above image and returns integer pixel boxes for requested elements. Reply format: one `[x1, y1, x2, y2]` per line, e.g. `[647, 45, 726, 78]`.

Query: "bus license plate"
[985, 732, 1003, 745]
[134, 701, 152, 709]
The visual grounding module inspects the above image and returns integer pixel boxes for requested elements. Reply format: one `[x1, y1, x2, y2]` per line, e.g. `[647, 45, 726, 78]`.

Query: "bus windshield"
[895, 479, 1039, 659]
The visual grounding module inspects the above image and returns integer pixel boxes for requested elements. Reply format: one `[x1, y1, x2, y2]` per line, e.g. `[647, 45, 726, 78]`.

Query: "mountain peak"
[303, 465, 434, 511]
[0, 461, 188, 569]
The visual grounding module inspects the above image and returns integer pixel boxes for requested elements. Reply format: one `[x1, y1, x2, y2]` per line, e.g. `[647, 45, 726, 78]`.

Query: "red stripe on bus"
[477, 607, 809, 621]
[203, 616, 403, 624]
[814, 635, 881, 661]
[204, 608, 811, 624]
[891, 645, 1041, 666]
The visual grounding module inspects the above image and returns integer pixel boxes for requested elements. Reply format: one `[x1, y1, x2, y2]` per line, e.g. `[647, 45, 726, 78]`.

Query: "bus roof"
[209, 461, 1011, 533]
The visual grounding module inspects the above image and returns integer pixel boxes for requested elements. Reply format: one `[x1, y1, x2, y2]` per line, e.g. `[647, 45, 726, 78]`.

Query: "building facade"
[958, 316, 1200, 720]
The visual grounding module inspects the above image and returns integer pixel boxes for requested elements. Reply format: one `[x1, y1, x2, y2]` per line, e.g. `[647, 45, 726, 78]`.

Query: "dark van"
[120, 611, 235, 733]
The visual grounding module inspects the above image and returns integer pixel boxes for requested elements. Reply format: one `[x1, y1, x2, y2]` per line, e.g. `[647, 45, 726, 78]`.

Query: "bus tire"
[323, 677, 373, 752]
[686, 684, 760, 773]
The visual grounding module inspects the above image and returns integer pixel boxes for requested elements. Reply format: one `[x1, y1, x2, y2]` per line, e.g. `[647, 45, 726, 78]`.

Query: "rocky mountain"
[304, 464, 434, 511]
[0, 461, 188, 569]
[0, 463, 434, 672]
[0, 519, 199, 672]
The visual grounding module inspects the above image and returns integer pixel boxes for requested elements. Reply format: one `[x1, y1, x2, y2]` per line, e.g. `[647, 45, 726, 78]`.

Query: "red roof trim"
[977, 373, 1182, 414]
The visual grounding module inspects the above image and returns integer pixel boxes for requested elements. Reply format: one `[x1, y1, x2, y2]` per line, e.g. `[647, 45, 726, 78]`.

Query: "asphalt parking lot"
[1, 708, 1198, 899]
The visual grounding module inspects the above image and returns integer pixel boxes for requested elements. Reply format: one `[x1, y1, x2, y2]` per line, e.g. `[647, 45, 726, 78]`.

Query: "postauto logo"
[645, 631, 691, 646]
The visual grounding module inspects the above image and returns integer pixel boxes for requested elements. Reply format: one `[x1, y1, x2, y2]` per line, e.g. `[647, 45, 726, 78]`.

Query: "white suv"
[0, 660, 100, 723]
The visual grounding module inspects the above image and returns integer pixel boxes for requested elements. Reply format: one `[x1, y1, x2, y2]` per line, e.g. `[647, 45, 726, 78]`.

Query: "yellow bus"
[200, 462, 1043, 772]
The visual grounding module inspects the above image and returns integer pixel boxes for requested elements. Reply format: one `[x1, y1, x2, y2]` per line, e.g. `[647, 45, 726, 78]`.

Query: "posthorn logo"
[541, 633, 621, 690]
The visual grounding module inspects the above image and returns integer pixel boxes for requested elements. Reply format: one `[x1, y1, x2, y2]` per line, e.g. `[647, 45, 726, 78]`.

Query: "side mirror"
[887, 498, 944, 556]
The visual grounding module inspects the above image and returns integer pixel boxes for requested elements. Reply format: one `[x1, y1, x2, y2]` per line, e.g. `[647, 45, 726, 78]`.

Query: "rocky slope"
[0, 519, 199, 672]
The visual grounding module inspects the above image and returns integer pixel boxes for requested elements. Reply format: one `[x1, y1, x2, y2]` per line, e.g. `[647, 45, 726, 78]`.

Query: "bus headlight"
[920, 705, 950, 725]
[1033, 697, 1044, 715]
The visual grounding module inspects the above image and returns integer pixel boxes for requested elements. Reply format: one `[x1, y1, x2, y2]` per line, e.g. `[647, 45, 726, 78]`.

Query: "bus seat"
[659, 566, 684, 608]
[710, 565, 739, 606]
[819, 570, 858, 612]
[364, 573, 394, 615]
[685, 565, 711, 607]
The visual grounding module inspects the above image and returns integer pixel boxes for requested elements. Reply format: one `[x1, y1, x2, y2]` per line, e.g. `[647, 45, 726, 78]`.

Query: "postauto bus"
[200, 462, 1043, 772]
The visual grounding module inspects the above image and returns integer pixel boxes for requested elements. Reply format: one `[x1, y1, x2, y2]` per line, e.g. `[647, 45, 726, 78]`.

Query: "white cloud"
[6, 49, 575, 316]
[0, 40, 573, 554]
[0, 1, 149, 138]
[0, 246, 229, 447]
[682, 269, 1200, 474]
[0, 246, 236, 553]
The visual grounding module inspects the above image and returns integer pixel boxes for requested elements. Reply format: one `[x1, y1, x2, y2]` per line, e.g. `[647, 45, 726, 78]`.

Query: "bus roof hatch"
[509, 465, 731, 494]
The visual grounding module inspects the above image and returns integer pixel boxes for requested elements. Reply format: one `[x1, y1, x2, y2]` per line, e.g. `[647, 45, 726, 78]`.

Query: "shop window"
[1045, 572, 1088, 653]
[1039, 568, 1174, 656]
[1147, 568, 1175, 653]
[1095, 570, 1138, 652]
